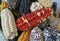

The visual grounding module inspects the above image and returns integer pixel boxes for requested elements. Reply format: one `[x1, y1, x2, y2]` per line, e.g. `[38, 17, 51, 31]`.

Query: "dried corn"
[19, 0, 31, 15]
[1, 8, 18, 39]
[55, 19, 60, 31]
[16, 8, 52, 31]
[18, 31, 31, 41]
[38, 0, 53, 7]
[43, 27, 56, 41]
[30, 26, 43, 41]
[30, 2, 43, 12]
[47, 15, 58, 29]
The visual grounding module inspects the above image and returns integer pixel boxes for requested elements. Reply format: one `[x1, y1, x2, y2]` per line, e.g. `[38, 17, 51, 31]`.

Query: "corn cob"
[30, 2, 43, 12]
[1, 2, 18, 39]
[55, 19, 60, 31]
[55, 31, 60, 41]
[30, 26, 43, 41]
[52, 0, 60, 13]
[18, 31, 31, 41]
[52, 2, 57, 15]
[55, 13, 60, 31]
[0, 5, 1, 13]
[43, 27, 56, 41]
[1, 2, 8, 10]
[47, 15, 58, 29]
[16, 8, 52, 31]
[19, 0, 31, 15]
[38, 0, 53, 7]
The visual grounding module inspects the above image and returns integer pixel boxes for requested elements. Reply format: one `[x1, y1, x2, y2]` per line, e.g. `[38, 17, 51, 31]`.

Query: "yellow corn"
[18, 31, 31, 41]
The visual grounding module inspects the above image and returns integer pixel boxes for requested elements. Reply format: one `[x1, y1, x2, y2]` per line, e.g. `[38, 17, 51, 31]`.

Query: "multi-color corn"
[16, 8, 52, 31]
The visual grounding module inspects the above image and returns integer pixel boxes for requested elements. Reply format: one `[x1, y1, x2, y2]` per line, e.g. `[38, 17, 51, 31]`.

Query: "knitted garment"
[1, 8, 18, 39]
[38, 0, 53, 7]
[43, 27, 56, 41]
[30, 2, 43, 12]
[0, 30, 8, 41]
[48, 15, 58, 29]
[2, 0, 20, 9]
[19, 0, 31, 15]
[30, 27, 43, 41]
[16, 8, 52, 31]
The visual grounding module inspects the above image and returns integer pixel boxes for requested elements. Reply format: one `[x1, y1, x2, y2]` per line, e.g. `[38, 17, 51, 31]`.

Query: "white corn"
[1, 8, 18, 39]
[30, 2, 43, 12]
